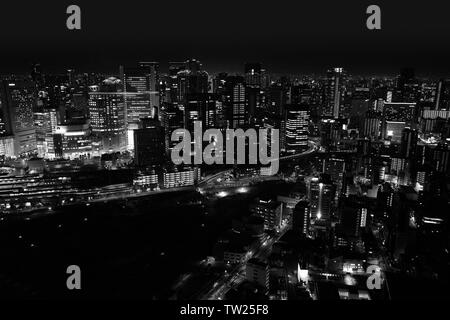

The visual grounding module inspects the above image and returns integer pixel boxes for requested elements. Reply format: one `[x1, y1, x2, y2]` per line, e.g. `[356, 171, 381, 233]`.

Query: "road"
[200, 221, 290, 300]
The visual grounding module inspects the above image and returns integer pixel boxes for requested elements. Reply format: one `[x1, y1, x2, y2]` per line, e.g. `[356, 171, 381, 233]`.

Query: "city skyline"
[1, 0, 450, 307]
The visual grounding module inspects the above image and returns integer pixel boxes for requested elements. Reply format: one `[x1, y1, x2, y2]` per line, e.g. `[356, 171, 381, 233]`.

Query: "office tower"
[163, 101, 184, 149]
[184, 94, 218, 132]
[323, 158, 345, 195]
[285, 104, 309, 153]
[246, 258, 269, 294]
[390, 157, 406, 175]
[244, 62, 262, 88]
[212, 73, 228, 95]
[250, 198, 283, 231]
[138, 61, 160, 106]
[435, 79, 450, 110]
[177, 62, 208, 102]
[245, 87, 259, 123]
[363, 110, 381, 139]
[226, 76, 246, 128]
[323, 67, 346, 118]
[349, 87, 370, 130]
[395, 68, 419, 102]
[400, 127, 418, 159]
[54, 122, 92, 159]
[167, 61, 186, 104]
[309, 175, 335, 222]
[33, 102, 59, 157]
[432, 143, 450, 174]
[268, 84, 286, 116]
[133, 117, 165, 167]
[88, 79, 126, 152]
[185, 94, 207, 132]
[0, 80, 38, 155]
[293, 200, 311, 235]
[122, 63, 159, 148]
[340, 196, 368, 237]
[377, 182, 394, 219]
[175, 61, 209, 132]
[319, 118, 345, 148]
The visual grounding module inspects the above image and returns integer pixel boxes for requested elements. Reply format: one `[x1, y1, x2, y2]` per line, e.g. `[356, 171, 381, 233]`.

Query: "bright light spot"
[298, 264, 309, 282]
[217, 191, 228, 198]
[237, 187, 248, 193]
[344, 274, 357, 286]
[317, 212, 322, 220]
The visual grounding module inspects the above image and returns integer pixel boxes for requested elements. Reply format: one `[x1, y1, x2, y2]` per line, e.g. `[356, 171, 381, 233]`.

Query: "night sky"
[1, 0, 450, 76]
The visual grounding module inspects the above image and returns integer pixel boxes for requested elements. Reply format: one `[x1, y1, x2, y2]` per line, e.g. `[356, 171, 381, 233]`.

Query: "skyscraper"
[323, 158, 345, 195]
[0, 79, 38, 155]
[323, 67, 346, 119]
[244, 62, 262, 88]
[309, 175, 336, 222]
[88, 79, 126, 152]
[285, 104, 309, 153]
[435, 79, 450, 110]
[363, 110, 381, 139]
[250, 198, 283, 231]
[122, 63, 159, 148]
[227, 76, 246, 128]
[134, 117, 166, 167]
[293, 200, 311, 236]
[400, 127, 418, 159]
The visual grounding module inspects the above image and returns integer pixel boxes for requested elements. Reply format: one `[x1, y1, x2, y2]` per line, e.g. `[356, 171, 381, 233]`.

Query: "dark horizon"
[0, 60, 447, 79]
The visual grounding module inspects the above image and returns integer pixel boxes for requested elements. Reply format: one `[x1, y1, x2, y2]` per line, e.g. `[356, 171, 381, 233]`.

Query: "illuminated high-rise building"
[54, 122, 93, 159]
[363, 110, 381, 139]
[225, 76, 247, 128]
[309, 175, 335, 222]
[0, 79, 38, 155]
[88, 79, 126, 152]
[400, 127, 418, 159]
[244, 62, 262, 88]
[293, 200, 311, 235]
[122, 63, 160, 148]
[250, 198, 283, 231]
[435, 79, 450, 110]
[323, 67, 346, 118]
[285, 104, 309, 153]
[323, 157, 345, 195]
[432, 143, 450, 174]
